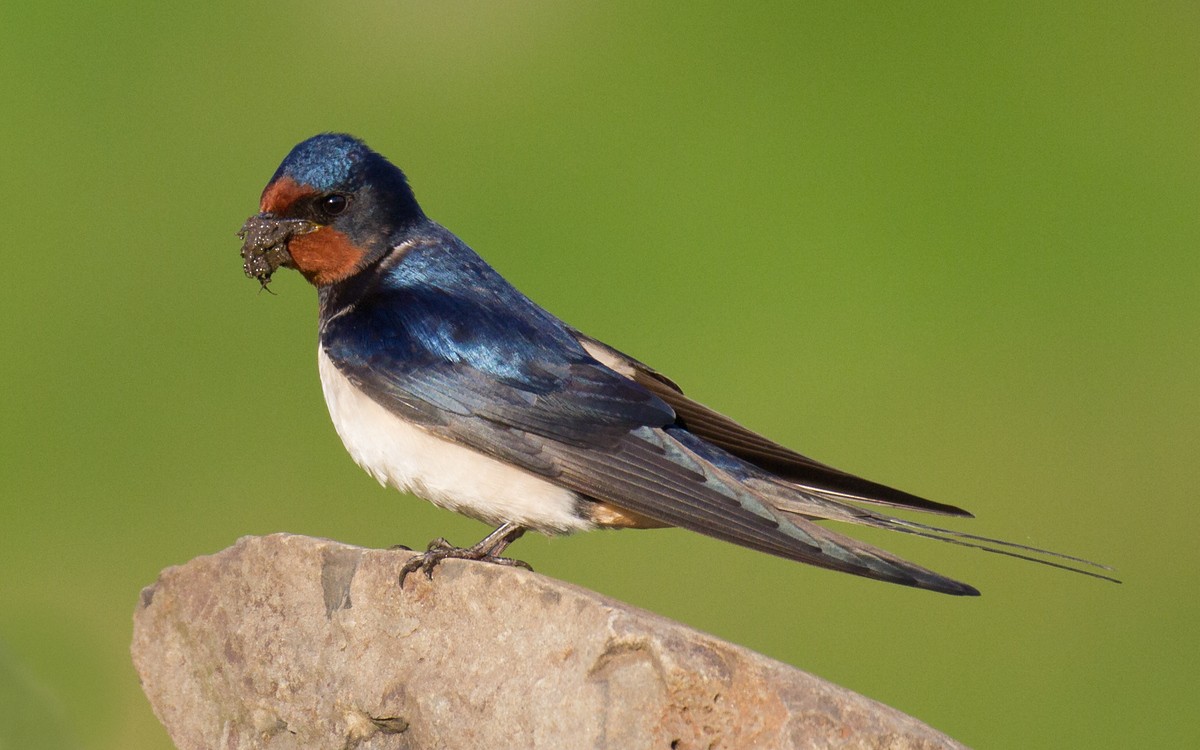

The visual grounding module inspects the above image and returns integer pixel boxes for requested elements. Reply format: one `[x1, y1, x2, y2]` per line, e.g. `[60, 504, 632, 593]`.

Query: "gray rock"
[132, 534, 967, 749]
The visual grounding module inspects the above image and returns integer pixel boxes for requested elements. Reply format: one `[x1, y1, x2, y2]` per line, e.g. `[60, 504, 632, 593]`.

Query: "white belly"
[317, 347, 593, 534]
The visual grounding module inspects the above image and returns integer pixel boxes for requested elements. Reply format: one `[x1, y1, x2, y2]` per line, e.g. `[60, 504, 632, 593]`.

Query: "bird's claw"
[397, 536, 532, 587]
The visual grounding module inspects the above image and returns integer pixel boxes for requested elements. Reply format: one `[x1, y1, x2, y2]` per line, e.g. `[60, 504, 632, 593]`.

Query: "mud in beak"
[237, 213, 319, 288]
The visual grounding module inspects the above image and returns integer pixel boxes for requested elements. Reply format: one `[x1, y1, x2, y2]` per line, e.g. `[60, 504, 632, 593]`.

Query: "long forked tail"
[853, 514, 1121, 584]
[645, 429, 1108, 595]
[765, 480, 1122, 585]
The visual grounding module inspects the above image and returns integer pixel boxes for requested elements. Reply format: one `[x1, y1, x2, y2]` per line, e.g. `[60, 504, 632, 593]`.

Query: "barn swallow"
[239, 133, 1116, 595]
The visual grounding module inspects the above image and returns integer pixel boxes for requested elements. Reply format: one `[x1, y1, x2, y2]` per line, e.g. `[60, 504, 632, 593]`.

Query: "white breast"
[317, 347, 594, 534]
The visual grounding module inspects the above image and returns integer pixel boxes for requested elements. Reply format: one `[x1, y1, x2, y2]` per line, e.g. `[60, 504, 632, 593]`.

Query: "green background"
[2, 2, 1195, 748]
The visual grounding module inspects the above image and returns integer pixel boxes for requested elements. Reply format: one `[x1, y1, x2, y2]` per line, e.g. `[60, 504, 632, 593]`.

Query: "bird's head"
[239, 133, 424, 288]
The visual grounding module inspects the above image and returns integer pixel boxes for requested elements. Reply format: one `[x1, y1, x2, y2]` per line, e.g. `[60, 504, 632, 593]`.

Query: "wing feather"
[570, 330, 972, 517]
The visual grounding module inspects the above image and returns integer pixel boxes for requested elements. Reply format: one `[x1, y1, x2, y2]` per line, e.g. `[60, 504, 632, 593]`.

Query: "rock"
[132, 534, 967, 749]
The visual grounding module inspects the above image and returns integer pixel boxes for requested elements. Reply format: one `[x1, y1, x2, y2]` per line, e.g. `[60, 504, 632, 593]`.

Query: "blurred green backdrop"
[1, 2, 1195, 748]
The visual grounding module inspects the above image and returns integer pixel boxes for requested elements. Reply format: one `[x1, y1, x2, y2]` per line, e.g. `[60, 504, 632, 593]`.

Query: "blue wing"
[318, 235, 993, 594]
[320, 238, 676, 449]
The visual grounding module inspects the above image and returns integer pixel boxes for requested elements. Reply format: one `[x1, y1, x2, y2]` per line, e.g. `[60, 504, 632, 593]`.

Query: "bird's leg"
[397, 522, 530, 586]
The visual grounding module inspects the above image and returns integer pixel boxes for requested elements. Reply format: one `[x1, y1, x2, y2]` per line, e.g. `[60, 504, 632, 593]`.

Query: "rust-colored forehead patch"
[260, 176, 318, 215]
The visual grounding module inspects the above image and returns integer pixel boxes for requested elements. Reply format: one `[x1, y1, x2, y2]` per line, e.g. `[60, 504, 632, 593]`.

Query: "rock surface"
[132, 534, 968, 749]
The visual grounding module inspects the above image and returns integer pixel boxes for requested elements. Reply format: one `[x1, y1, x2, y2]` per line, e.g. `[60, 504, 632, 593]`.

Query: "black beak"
[237, 213, 319, 288]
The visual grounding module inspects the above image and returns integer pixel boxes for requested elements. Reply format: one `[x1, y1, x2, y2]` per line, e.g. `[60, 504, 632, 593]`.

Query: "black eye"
[319, 194, 348, 217]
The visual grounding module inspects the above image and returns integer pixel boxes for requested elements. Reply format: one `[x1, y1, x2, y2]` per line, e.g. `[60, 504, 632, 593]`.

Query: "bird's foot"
[397, 522, 530, 587]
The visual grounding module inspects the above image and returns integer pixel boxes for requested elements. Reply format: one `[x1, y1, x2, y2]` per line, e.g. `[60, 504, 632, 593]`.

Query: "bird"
[238, 133, 1116, 596]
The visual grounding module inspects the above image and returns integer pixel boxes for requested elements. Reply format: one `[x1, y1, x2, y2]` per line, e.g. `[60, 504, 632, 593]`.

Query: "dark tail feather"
[856, 516, 1122, 584]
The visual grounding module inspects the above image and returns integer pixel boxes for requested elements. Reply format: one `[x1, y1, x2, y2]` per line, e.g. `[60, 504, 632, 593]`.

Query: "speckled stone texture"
[132, 534, 968, 750]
